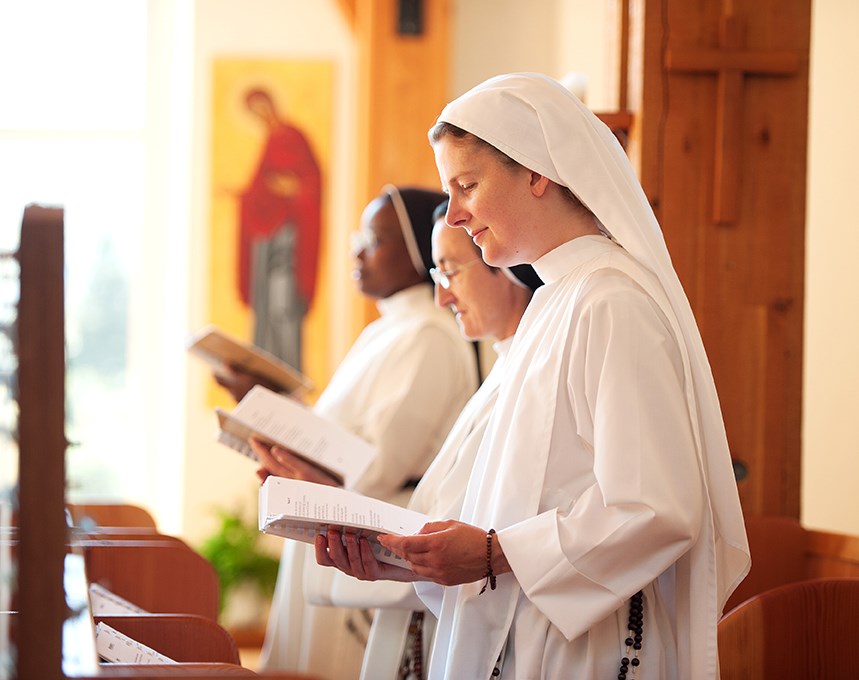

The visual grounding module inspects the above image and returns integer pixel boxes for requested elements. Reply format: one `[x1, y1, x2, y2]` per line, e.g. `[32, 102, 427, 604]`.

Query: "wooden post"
[337, 0, 451, 336]
[16, 205, 66, 680]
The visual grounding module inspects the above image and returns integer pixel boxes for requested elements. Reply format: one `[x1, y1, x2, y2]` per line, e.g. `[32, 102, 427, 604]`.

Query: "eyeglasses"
[350, 230, 379, 255]
[429, 258, 483, 290]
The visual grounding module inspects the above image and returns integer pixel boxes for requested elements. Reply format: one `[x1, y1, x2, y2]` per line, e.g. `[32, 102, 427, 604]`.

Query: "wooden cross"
[665, 14, 800, 224]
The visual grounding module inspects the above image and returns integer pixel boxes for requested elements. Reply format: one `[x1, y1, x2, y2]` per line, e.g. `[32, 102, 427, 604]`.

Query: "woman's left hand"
[249, 437, 340, 486]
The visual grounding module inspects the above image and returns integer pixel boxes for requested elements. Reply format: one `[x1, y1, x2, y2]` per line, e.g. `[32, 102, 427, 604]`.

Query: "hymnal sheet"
[95, 622, 176, 664]
[89, 583, 147, 615]
[217, 385, 376, 488]
[259, 476, 430, 568]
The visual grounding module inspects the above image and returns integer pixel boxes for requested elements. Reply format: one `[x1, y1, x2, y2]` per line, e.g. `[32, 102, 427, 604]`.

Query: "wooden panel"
[341, 0, 451, 335]
[629, 0, 811, 516]
[806, 529, 859, 579]
[82, 541, 220, 621]
[723, 515, 808, 613]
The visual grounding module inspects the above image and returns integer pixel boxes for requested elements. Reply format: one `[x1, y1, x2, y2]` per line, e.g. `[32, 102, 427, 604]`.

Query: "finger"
[315, 534, 335, 567]
[272, 447, 337, 485]
[343, 533, 367, 578]
[388, 533, 436, 556]
[255, 442, 295, 477]
[325, 528, 352, 573]
[249, 438, 274, 461]
[377, 533, 403, 555]
[256, 468, 271, 484]
[358, 537, 385, 579]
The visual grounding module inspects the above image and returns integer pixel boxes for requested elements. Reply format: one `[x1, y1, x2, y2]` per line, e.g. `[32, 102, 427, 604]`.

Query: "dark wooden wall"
[628, 0, 811, 516]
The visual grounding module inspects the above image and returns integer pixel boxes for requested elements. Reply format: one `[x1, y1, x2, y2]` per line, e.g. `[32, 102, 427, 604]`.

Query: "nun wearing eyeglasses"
[312, 200, 542, 679]
[255, 185, 478, 679]
[314, 74, 750, 680]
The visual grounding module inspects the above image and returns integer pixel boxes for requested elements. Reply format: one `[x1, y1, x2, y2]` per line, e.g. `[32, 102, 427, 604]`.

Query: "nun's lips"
[468, 226, 488, 243]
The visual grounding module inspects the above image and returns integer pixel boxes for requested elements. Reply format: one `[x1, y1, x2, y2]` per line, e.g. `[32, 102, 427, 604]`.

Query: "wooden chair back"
[725, 515, 859, 613]
[82, 540, 220, 621]
[94, 614, 240, 664]
[719, 577, 859, 679]
[68, 503, 158, 529]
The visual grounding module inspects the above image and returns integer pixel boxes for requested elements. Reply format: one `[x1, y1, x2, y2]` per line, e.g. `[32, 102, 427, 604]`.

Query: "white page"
[259, 476, 430, 568]
[222, 385, 376, 488]
[89, 583, 147, 615]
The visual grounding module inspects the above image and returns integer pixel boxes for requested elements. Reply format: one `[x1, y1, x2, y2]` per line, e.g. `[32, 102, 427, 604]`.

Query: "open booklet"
[187, 324, 313, 396]
[216, 385, 376, 488]
[259, 476, 430, 568]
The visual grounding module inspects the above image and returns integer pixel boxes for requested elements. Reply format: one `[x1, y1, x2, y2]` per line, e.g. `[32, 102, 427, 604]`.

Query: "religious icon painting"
[209, 58, 334, 407]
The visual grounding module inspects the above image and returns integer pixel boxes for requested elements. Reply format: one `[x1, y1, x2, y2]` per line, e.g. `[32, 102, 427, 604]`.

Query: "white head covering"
[433, 73, 750, 674]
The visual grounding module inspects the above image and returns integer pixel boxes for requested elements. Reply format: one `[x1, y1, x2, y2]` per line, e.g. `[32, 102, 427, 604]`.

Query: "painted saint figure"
[238, 87, 321, 369]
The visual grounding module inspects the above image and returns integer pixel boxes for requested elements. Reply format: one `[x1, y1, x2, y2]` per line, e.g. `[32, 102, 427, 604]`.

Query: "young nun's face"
[434, 135, 539, 268]
[351, 196, 423, 299]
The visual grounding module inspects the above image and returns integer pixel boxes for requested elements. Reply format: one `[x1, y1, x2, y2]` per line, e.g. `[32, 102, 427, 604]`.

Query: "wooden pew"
[11, 207, 320, 679]
[719, 577, 859, 679]
[724, 515, 859, 613]
[94, 614, 241, 664]
[80, 539, 220, 621]
[68, 503, 158, 530]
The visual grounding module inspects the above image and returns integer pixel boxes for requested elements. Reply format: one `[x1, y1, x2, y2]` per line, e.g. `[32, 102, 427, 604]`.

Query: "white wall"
[448, 0, 560, 98]
[182, 0, 356, 546]
[801, 0, 859, 535]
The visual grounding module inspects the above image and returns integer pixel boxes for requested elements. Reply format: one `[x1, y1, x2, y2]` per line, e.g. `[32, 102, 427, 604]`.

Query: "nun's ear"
[528, 172, 551, 197]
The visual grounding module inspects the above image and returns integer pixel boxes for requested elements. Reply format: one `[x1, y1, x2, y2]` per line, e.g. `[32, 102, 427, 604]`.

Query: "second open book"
[259, 476, 430, 568]
[216, 384, 376, 488]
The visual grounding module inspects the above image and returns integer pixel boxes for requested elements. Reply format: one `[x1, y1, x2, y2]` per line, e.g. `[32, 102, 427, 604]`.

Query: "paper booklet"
[216, 385, 376, 488]
[95, 622, 176, 664]
[259, 476, 430, 568]
[187, 324, 313, 396]
[89, 583, 147, 615]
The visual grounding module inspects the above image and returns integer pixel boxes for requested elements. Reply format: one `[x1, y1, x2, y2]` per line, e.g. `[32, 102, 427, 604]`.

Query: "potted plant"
[199, 507, 280, 632]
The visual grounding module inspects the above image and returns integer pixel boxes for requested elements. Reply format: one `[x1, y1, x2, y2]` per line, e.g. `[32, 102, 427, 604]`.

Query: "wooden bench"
[724, 515, 859, 613]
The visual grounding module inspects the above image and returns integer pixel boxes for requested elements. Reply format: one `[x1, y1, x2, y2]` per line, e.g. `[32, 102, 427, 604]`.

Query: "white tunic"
[260, 284, 478, 678]
[421, 236, 723, 679]
[316, 337, 512, 679]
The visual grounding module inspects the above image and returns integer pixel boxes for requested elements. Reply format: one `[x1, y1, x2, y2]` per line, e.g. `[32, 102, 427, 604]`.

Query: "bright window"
[0, 1, 177, 509]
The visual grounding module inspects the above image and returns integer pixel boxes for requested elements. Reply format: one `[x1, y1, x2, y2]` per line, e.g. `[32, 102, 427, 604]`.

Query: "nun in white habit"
[312, 207, 542, 679]
[320, 74, 750, 679]
[256, 185, 478, 679]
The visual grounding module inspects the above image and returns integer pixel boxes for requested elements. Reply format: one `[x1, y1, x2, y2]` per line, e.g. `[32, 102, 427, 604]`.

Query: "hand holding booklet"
[216, 385, 376, 488]
[259, 476, 430, 568]
[187, 324, 313, 396]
